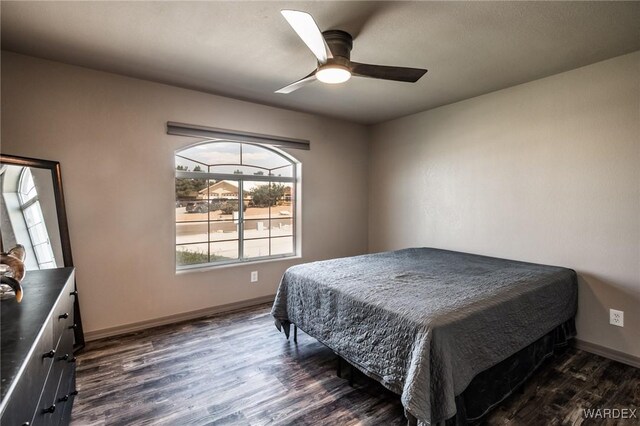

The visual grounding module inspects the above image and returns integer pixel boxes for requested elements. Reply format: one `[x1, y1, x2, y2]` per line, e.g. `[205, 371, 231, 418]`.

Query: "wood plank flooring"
[71, 304, 639, 426]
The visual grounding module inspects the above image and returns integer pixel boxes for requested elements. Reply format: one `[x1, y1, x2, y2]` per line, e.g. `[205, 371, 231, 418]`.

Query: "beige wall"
[370, 52, 640, 358]
[1, 52, 369, 335]
[3, 49, 638, 361]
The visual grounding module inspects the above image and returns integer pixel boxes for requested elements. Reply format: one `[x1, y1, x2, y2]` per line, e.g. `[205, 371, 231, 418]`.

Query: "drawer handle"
[59, 312, 69, 320]
[70, 390, 79, 396]
[43, 404, 56, 414]
[68, 356, 77, 363]
[43, 350, 56, 359]
[21, 423, 30, 426]
[68, 323, 78, 330]
[58, 353, 69, 361]
[70, 290, 78, 297]
[58, 394, 70, 402]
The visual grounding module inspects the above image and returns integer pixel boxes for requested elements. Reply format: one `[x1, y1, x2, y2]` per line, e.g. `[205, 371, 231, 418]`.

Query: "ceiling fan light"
[316, 66, 351, 84]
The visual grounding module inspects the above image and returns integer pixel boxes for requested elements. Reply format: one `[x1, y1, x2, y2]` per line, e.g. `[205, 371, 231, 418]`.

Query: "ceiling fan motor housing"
[322, 30, 353, 60]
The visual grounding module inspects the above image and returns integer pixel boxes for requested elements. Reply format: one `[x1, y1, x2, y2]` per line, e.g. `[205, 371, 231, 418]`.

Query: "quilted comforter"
[271, 248, 577, 424]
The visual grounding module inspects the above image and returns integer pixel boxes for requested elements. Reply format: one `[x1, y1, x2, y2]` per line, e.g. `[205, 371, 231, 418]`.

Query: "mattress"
[271, 248, 578, 424]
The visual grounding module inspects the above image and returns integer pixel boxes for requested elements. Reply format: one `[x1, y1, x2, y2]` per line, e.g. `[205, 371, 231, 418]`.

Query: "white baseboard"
[574, 339, 640, 369]
[84, 295, 275, 342]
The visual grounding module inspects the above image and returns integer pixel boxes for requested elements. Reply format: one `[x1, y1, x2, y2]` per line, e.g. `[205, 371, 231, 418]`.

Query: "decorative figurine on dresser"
[0, 154, 85, 426]
[0, 244, 27, 302]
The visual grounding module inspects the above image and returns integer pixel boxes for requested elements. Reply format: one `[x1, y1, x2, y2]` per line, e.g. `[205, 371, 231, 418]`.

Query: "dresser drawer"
[54, 360, 76, 426]
[32, 373, 62, 426]
[54, 327, 76, 371]
[56, 368, 77, 426]
[1, 320, 56, 426]
[31, 330, 75, 426]
[52, 281, 75, 347]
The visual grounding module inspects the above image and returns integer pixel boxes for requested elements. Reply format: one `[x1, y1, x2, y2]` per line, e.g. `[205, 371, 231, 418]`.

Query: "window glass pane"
[246, 182, 289, 211]
[33, 242, 55, 265]
[176, 243, 209, 266]
[179, 142, 241, 166]
[181, 201, 210, 219]
[243, 219, 270, 239]
[39, 261, 56, 270]
[209, 221, 238, 241]
[30, 223, 49, 244]
[210, 241, 239, 261]
[271, 237, 294, 256]
[23, 204, 41, 227]
[242, 144, 291, 170]
[176, 177, 208, 221]
[203, 180, 241, 222]
[270, 182, 294, 218]
[25, 186, 37, 201]
[176, 222, 208, 245]
[243, 238, 270, 259]
[202, 179, 240, 201]
[271, 203, 293, 218]
[244, 204, 270, 220]
[270, 218, 293, 237]
[175, 157, 207, 173]
[268, 165, 294, 178]
[19, 168, 37, 203]
[243, 181, 270, 219]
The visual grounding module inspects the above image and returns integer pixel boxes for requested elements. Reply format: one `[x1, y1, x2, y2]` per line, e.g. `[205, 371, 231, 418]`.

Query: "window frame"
[175, 141, 299, 270]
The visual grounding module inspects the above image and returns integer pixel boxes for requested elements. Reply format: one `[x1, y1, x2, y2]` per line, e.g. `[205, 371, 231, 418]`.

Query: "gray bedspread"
[271, 248, 578, 424]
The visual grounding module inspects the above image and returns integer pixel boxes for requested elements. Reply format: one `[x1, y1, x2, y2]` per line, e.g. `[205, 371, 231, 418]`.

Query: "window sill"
[175, 254, 301, 275]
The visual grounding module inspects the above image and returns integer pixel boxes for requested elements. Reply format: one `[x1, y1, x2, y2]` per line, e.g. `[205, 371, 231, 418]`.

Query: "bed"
[271, 248, 578, 425]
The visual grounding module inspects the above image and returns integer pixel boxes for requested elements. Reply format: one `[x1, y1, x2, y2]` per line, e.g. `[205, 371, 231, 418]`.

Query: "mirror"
[1, 165, 65, 269]
[0, 154, 85, 350]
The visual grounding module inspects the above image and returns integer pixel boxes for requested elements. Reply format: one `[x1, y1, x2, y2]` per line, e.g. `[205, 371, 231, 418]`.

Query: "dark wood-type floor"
[71, 305, 639, 426]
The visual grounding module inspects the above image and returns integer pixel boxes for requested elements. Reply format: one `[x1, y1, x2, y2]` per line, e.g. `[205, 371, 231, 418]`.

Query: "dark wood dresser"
[1, 268, 78, 426]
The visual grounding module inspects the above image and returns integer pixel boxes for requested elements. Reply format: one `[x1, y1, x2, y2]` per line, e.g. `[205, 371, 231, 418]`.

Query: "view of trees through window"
[175, 142, 297, 268]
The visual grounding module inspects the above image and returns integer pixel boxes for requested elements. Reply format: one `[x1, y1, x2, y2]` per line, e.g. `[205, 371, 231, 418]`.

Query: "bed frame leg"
[349, 364, 354, 387]
[335, 357, 355, 386]
[293, 324, 298, 343]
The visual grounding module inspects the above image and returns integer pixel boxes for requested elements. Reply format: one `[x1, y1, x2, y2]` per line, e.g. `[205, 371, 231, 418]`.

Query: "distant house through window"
[175, 141, 298, 268]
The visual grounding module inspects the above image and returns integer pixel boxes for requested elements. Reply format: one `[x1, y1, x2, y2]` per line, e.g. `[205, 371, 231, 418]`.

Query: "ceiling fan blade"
[351, 62, 428, 83]
[281, 10, 332, 64]
[275, 71, 317, 94]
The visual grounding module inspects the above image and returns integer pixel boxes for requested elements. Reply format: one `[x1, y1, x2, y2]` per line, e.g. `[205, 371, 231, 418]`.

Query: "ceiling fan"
[276, 10, 428, 94]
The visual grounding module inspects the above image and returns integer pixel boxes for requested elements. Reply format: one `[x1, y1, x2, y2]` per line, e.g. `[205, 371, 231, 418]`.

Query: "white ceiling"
[2, 1, 639, 124]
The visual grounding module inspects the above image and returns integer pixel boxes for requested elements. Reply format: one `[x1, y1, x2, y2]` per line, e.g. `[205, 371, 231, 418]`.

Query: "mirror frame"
[0, 153, 85, 351]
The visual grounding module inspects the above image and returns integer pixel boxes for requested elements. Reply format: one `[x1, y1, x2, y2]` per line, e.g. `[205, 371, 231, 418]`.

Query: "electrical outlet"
[610, 309, 624, 327]
[251, 271, 258, 283]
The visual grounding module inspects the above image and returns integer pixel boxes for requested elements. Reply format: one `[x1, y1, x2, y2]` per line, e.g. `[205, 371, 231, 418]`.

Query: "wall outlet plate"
[609, 309, 624, 327]
[251, 271, 258, 283]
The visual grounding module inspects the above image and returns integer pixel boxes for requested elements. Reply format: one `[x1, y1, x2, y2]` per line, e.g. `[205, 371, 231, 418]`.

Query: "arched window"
[18, 168, 57, 269]
[175, 141, 298, 268]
